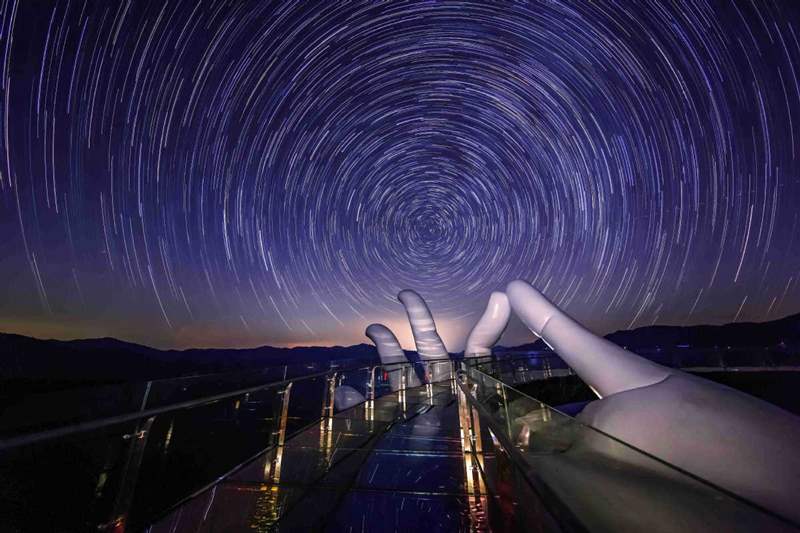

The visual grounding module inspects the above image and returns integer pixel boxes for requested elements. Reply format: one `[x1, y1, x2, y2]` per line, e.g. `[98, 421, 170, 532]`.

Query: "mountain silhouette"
[0, 333, 378, 384]
[2, 311, 798, 384]
[494, 312, 800, 353]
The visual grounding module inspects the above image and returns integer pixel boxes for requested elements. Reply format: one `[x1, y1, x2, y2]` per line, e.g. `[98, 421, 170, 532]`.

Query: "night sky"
[1, 1, 799, 351]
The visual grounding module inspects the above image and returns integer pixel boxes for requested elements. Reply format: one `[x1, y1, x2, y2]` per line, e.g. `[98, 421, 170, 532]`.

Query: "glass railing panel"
[460, 366, 797, 532]
[372, 364, 398, 397]
[140, 360, 374, 410]
[473, 347, 800, 378]
[0, 381, 150, 436]
[283, 374, 329, 438]
[423, 359, 456, 383]
[142, 368, 279, 409]
[0, 418, 144, 531]
[466, 351, 800, 417]
[126, 384, 287, 529]
[0, 359, 474, 531]
[0, 363, 359, 438]
[0, 358, 386, 440]
[0, 362, 381, 531]
[334, 366, 373, 405]
[720, 347, 788, 368]
[467, 354, 572, 387]
[151, 364, 465, 532]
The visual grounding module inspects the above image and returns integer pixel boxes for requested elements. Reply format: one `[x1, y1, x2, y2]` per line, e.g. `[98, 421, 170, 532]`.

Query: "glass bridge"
[0, 356, 797, 532]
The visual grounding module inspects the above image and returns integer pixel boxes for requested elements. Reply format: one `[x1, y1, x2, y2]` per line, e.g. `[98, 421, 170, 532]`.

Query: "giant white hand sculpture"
[464, 291, 511, 357]
[506, 280, 670, 397]
[397, 289, 448, 359]
[365, 323, 421, 390]
[506, 279, 800, 523]
[397, 289, 451, 382]
[365, 323, 407, 364]
[333, 385, 365, 411]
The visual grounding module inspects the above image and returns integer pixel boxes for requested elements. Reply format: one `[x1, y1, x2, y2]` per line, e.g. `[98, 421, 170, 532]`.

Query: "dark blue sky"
[1, 0, 799, 350]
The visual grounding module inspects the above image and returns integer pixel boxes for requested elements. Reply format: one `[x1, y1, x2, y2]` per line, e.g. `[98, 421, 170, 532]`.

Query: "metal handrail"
[0, 367, 332, 450]
[454, 369, 587, 531]
[0, 358, 467, 451]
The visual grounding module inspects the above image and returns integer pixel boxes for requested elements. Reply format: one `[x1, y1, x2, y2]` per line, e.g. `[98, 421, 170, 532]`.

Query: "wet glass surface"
[6, 356, 792, 532]
[150, 380, 498, 532]
[0, 360, 470, 532]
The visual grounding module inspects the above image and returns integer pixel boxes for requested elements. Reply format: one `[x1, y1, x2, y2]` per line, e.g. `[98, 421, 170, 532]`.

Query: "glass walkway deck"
[151, 380, 488, 532]
[1, 357, 798, 532]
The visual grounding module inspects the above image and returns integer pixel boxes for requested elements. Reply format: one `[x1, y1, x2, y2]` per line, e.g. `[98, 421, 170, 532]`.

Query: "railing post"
[369, 366, 377, 402]
[321, 372, 337, 420]
[366, 366, 377, 421]
[252, 382, 294, 530]
[319, 372, 337, 459]
[426, 362, 434, 399]
[139, 380, 152, 412]
[456, 370, 488, 528]
[399, 367, 407, 412]
[101, 416, 155, 532]
[264, 382, 292, 484]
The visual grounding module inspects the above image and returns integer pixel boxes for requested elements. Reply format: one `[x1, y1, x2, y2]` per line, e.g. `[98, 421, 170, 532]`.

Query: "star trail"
[0, 0, 799, 350]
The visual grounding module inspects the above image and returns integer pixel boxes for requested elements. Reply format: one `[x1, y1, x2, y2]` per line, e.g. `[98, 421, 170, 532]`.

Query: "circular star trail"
[1, 0, 799, 349]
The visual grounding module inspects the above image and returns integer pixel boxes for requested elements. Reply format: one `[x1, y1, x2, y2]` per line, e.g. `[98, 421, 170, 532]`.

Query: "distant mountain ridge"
[0, 333, 379, 382]
[494, 311, 800, 353]
[2, 311, 799, 382]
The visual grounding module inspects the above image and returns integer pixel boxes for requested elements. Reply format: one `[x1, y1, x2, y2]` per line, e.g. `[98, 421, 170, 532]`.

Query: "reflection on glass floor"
[149, 382, 494, 532]
[6, 356, 794, 532]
